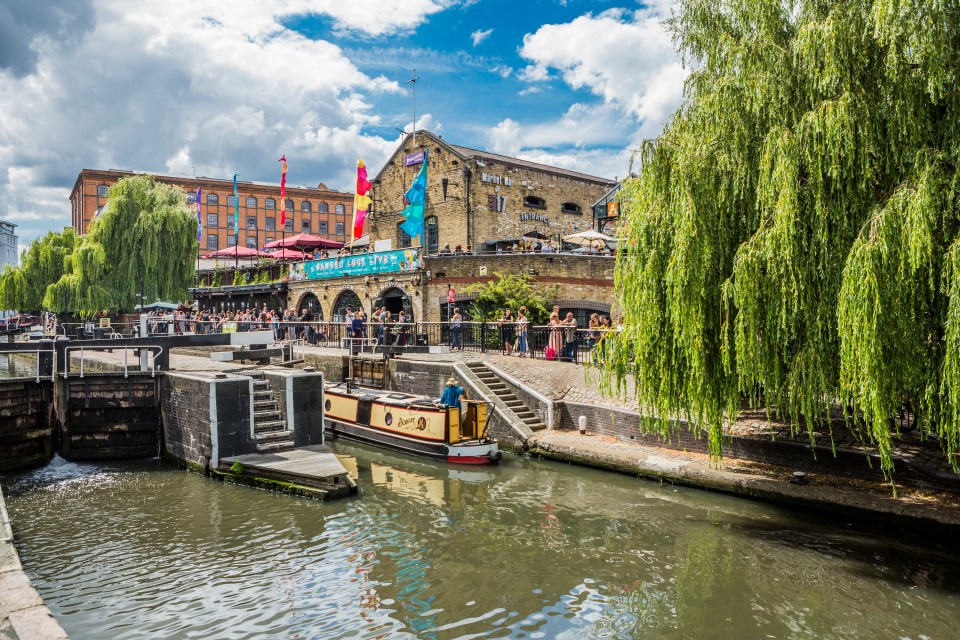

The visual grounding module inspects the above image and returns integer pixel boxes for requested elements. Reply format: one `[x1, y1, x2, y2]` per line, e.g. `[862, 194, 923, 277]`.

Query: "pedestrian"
[547, 310, 562, 359]
[498, 309, 515, 355]
[516, 308, 529, 357]
[451, 307, 463, 351]
[396, 310, 408, 346]
[562, 312, 578, 362]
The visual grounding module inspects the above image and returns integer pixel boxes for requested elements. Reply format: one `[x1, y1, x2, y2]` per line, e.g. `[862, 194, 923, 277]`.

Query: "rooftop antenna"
[407, 69, 420, 147]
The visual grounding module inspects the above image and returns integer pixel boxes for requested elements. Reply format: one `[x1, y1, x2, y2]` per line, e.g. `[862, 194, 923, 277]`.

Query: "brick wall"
[161, 373, 214, 469]
[0, 380, 52, 472]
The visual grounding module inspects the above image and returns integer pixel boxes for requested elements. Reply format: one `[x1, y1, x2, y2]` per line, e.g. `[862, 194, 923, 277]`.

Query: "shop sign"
[403, 151, 425, 166]
[607, 201, 620, 217]
[481, 173, 513, 186]
[521, 212, 551, 225]
[288, 248, 423, 281]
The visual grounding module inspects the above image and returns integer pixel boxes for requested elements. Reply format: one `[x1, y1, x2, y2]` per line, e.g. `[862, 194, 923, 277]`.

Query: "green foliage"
[229, 461, 244, 475]
[602, 0, 960, 480]
[232, 270, 245, 286]
[1, 176, 198, 315]
[211, 268, 224, 288]
[461, 272, 556, 323]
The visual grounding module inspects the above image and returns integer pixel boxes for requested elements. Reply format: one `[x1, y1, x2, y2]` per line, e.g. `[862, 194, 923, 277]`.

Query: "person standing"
[498, 309, 515, 355]
[547, 311, 562, 359]
[516, 308, 529, 357]
[396, 310, 408, 346]
[562, 312, 578, 362]
[450, 307, 463, 351]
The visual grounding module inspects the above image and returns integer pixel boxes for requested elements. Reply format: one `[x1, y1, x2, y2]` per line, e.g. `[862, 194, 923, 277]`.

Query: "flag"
[232, 173, 239, 236]
[279, 156, 287, 226]
[399, 148, 428, 239]
[353, 159, 372, 239]
[196, 187, 202, 242]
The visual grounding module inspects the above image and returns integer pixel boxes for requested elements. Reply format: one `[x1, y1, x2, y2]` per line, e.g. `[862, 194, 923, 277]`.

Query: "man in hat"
[440, 376, 468, 424]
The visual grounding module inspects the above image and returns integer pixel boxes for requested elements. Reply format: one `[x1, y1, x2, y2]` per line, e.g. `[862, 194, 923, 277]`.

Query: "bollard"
[578, 415, 586, 435]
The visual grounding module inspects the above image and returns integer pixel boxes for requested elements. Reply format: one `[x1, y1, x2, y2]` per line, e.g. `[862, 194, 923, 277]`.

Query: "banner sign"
[403, 151, 425, 166]
[288, 248, 423, 281]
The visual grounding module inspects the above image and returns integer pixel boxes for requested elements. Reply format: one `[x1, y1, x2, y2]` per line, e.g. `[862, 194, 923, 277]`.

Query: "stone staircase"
[249, 372, 295, 454]
[465, 362, 547, 432]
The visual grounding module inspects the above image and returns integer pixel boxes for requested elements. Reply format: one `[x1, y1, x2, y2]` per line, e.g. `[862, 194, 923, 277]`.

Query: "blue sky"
[0, 0, 683, 244]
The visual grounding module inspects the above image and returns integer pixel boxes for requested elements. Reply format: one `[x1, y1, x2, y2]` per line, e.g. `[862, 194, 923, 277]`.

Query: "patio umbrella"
[263, 248, 307, 260]
[202, 246, 272, 259]
[562, 230, 615, 250]
[263, 233, 343, 250]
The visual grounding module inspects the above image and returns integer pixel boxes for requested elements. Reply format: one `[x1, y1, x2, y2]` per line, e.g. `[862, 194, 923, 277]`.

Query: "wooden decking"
[220, 444, 355, 498]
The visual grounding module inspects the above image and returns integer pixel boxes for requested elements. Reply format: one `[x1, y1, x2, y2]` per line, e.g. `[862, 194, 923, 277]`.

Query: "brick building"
[70, 169, 353, 250]
[367, 131, 616, 253]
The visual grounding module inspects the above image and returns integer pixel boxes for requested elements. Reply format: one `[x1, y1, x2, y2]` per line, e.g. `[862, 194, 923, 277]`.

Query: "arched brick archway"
[331, 289, 363, 322]
[297, 292, 323, 320]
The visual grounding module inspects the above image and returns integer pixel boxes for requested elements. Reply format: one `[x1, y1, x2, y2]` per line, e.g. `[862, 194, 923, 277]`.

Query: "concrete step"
[515, 410, 536, 419]
[253, 380, 269, 390]
[254, 410, 282, 421]
[254, 430, 294, 443]
[255, 420, 287, 432]
[254, 390, 274, 400]
[256, 440, 295, 454]
[253, 400, 278, 411]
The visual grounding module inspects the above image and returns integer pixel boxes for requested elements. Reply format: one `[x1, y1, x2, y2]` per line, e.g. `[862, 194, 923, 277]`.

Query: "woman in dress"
[548, 311, 563, 358]
[498, 309, 515, 355]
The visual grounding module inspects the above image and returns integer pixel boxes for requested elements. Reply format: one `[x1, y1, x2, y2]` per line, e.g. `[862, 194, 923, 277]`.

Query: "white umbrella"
[563, 230, 615, 250]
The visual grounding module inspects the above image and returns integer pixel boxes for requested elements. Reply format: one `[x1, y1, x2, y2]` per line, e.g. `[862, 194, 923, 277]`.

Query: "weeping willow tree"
[1, 175, 197, 316]
[601, 0, 960, 480]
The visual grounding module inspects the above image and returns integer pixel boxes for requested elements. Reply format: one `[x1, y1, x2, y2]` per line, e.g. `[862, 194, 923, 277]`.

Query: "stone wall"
[0, 380, 52, 472]
[368, 132, 614, 251]
[260, 369, 326, 448]
[161, 372, 215, 470]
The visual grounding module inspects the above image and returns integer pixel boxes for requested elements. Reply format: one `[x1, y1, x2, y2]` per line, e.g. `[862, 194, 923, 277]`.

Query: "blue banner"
[288, 249, 423, 281]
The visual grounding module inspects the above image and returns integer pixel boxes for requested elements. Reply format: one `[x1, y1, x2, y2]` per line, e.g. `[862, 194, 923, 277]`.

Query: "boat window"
[387, 393, 412, 399]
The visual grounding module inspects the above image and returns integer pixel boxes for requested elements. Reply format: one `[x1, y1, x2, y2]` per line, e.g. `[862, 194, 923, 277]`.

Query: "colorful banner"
[279, 156, 287, 226]
[232, 173, 239, 237]
[195, 186, 202, 242]
[353, 158, 372, 239]
[399, 148, 428, 240]
[288, 248, 422, 281]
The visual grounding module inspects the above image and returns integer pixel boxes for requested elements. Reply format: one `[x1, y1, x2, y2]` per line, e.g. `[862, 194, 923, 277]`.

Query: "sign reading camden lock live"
[287, 248, 423, 281]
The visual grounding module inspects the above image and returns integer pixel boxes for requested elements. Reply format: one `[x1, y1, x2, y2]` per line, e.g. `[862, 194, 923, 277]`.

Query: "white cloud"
[492, 65, 513, 78]
[0, 0, 424, 241]
[471, 28, 493, 46]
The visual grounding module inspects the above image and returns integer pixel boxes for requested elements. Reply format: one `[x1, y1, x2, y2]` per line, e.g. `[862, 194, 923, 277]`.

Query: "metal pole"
[407, 69, 419, 146]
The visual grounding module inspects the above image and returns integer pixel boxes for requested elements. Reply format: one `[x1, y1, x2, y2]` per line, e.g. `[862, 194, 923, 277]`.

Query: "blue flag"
[399, 149, 428, 240]
[196, 187, 202, 242]
[232, 173, 239, 238]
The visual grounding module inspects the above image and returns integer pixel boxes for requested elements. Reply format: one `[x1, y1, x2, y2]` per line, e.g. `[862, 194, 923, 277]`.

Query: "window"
[285, 199, 294, 211]
[226, 195, 236, 207]
[335, 222, 345, 235]
[335, 204, 345, 214]
[398, 224, 412, 248]
[227, 235, 237, 247]
[561, 202, 582, 215]
[245, 196, 257, 209]
[285, 219, 294, 233]
[97, 184, 109, 198]
[301, 201, 312, 212]
[301, 221, 311, 233]
[227, 216, 236, 230]
[524, 195, 546, 209]
[265, 217, 275, 231]
[207, 193, 219, 205]
[186, 191, 196, 204]
[319, 203, 329, 213]
[318, 221, 328, 234]
[265, 198, 275, 209]
[425, 216, 438, 253]
[207, 213, 218, 228]
[246, 236, 257, 249]
[206, 235, 219, 250]
[246, 216, 257, 230]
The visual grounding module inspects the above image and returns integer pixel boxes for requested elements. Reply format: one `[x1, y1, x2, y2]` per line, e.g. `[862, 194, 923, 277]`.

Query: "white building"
[0, 221, 17, 268]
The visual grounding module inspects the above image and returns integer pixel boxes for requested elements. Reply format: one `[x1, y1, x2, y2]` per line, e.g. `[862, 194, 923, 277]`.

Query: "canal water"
[3, 442, 960, 640]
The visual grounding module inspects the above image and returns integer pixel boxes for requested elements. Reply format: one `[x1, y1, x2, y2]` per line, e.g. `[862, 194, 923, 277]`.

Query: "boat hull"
[326, 417, 501, 465]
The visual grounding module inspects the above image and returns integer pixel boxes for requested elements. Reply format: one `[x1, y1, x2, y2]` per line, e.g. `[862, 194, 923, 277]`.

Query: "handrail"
[64, 344, 165, 379]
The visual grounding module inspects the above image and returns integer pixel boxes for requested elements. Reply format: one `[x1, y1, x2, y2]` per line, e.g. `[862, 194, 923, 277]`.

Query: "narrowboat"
[323, 383, 501, 465]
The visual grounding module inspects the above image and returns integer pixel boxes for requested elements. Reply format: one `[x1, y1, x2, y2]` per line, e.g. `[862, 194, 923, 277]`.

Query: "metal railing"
[64, 344, 165, 378]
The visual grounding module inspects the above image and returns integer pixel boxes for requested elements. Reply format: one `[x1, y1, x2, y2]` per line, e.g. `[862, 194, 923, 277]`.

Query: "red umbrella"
[202, 246, 272, 259]
[263, 248, 307, 260]
[263, 233, 343, 250]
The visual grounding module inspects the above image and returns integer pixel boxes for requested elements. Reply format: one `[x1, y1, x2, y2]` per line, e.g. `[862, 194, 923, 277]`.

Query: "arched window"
[207, 193, 219, 205]
[284, 199, 294, 211]
[297, 293, 323, 320]
[265, 198, 276, 209]
[226, 195, 235, 206]
[425, 216, 439, 253]
[335, 204, 345, 214]
[560, 202, 581, 215]
[245, 196, 257, 209]
[332, 290, 363, 322]
[319, 203, 329, 213]
[301, 201, 312, 212]
[524, 195, 546, 209]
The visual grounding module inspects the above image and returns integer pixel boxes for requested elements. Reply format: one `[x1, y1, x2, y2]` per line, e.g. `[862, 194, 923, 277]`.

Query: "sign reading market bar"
[287, 248, 423, 281]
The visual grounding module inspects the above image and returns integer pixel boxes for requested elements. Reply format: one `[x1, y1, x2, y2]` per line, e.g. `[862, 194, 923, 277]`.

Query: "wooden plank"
[221, 445, 348, 481]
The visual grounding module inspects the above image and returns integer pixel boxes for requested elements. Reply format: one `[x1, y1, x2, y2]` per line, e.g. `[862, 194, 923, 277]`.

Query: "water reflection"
[3, 442, 960, 639]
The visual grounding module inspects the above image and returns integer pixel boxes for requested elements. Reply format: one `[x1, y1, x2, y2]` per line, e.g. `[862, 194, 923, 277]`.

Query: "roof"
[372, 130, 616, 185]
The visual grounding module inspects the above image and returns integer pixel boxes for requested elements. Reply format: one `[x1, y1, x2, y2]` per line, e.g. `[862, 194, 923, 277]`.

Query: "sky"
[0, 0, 685, 244]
